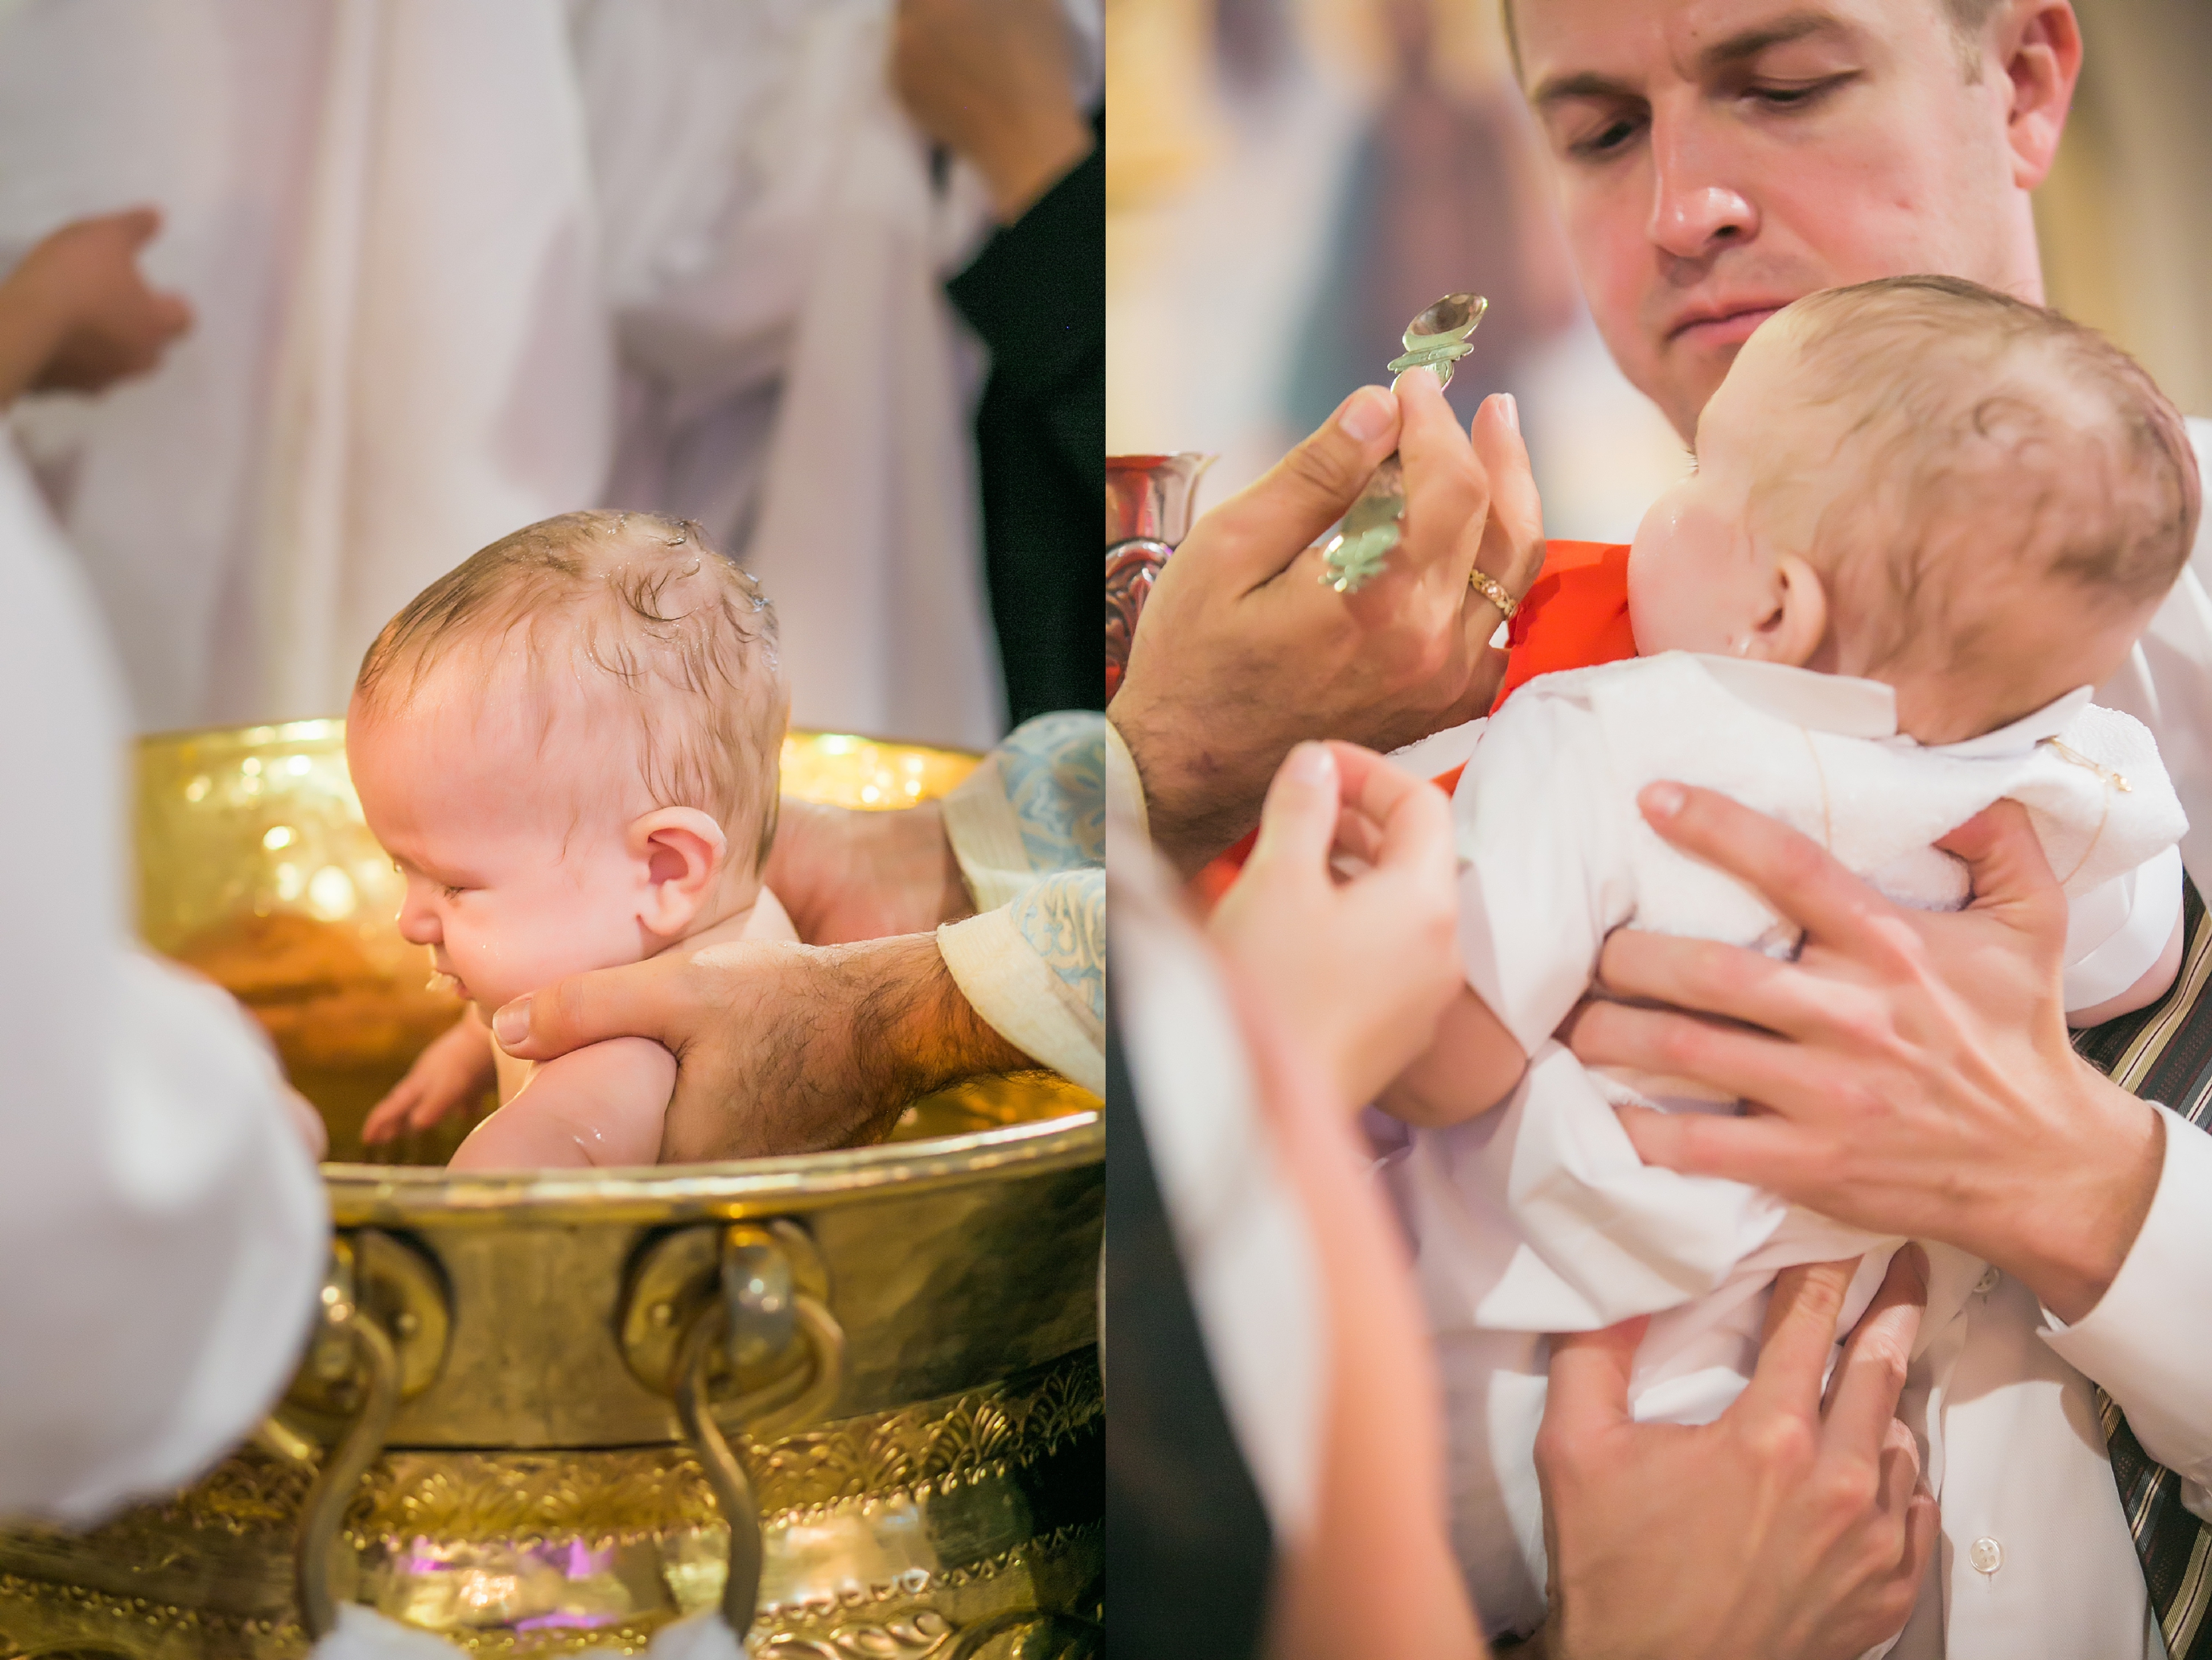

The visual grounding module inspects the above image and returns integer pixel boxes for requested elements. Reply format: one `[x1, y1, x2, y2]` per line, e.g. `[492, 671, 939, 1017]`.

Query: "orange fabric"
[1190, 540, 1637, 906]
[1494, 540, 1636, 711]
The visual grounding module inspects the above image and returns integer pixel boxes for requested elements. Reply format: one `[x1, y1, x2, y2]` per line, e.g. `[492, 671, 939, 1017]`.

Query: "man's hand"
[1566, 785, 2165, 1322]
[1112, 370, 1543, 875]
[891, 0, 1094, 223]
[0, 208, 192, 403]
[1209, 741, 1460, 1106]
[491, 934, 1028, 1160]
[1536, 1252, 1938, 1659]
[762, 797, 972, 945]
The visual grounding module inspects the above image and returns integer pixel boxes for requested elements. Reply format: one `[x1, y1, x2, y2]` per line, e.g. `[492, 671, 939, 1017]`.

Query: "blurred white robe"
[0, 0, 616, 731]
[0, 434, 327, 1524]
[572, 0, 1018, 749]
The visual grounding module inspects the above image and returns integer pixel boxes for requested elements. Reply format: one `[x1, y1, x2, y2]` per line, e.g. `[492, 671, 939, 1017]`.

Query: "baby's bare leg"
[1375, 985, 1526, 1126]
[2069, 907, 2185, 1028]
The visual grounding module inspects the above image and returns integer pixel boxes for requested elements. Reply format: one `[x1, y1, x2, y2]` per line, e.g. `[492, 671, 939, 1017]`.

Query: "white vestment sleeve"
[0, 445, 327, 1524]
[2038, 1105, 2212, 1496]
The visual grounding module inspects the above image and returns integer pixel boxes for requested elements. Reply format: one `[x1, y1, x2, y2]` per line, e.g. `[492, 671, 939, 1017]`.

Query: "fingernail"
[1500, 392, 1519, 432]
[1392, 364, 1443, 394]
[1287, 741, 1335, 785]
[1643, 781, 1686, 819]
[492, 998, 530, 1047]
[1338, 385, 1394, 443]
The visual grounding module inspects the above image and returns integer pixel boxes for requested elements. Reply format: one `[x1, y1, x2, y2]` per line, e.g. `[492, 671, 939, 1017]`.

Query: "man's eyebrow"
[1529, 70, 1638, 111]
[1699, 10, 1854, 71]
[1529, 10, 1853, 109]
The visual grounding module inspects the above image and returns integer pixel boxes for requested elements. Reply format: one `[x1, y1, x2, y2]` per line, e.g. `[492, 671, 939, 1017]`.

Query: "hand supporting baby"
[443, 888, 796, 1169]
[1535, 1250, 1937, 1660]
[365, 888, 798, 1161]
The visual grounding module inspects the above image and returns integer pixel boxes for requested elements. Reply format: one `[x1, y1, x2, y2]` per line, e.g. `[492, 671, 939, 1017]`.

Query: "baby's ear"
[1747, 551, 1829, 668]
[627, 807, 729, 938]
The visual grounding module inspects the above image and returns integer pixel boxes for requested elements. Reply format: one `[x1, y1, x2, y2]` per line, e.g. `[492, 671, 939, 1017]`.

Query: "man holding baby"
[1112, 0, 2212, 1653]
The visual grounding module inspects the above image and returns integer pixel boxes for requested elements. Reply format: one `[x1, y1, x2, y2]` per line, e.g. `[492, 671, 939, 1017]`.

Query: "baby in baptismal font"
[1381, 276, 2201, 1634]
[346, 510, 796, 1170]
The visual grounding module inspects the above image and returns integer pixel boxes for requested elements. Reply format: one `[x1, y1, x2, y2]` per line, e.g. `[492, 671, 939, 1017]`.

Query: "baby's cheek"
[503, 898, 650, 993]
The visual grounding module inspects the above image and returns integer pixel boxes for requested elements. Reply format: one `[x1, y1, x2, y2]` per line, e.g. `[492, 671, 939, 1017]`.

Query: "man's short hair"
[1502, 0, 2006, 84]
[355, 510, 787, 866]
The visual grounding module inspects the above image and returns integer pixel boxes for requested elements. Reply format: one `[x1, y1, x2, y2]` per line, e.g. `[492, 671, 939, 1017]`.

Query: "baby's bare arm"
[447, 1036, 675, 1170]
[364, 1009, 496, 1145]
[1375, 985, 1527, 1127]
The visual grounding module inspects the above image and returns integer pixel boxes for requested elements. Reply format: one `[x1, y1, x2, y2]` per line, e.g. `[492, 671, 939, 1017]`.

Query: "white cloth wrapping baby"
[1396, 651, 2188, 1422]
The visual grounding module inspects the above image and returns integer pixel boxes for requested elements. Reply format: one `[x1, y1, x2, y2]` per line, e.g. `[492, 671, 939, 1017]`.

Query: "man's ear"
[1996, 0, 2081, 191]
[627, 807, 729, 938]
[1741, 553, 1828, 668]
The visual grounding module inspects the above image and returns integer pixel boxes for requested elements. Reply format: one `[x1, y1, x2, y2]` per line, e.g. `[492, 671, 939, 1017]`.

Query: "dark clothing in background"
[947, 111, 1106, 728]
[1105, 1001, 1275, 1660]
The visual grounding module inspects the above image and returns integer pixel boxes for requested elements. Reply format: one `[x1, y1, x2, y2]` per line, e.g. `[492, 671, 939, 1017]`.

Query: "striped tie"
[2073, 875, 2212, 1660]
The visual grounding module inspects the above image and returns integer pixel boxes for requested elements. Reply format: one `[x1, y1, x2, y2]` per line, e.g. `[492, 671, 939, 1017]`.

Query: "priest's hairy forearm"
[652, 933, 1033, 1162]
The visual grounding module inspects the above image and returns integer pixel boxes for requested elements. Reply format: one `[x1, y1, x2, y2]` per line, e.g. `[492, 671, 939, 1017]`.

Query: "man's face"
[1517, 0, 2037, 437]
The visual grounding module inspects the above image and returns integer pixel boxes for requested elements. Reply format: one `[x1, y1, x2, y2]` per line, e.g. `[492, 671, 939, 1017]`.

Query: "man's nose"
[1647, 111, 1757, 261]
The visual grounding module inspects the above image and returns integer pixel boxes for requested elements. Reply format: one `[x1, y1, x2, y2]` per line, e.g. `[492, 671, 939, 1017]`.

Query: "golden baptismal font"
[0, 723, 1102, 1659]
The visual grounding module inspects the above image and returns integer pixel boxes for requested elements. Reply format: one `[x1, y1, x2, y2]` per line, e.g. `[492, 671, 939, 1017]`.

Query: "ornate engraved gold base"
[0, 1356, 1100, 1660]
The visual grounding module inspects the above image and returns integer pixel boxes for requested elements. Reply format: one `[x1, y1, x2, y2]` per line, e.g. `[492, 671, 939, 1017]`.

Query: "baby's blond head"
[1776, 275, 2198, 635]
[1632, 276, 2200, 741]
[354, 511, 787, 868]
[346, 512, 789, 1013]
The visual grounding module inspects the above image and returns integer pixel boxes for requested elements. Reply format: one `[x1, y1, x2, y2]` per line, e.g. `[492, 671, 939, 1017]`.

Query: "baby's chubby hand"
[362, 1009, 497, 1145]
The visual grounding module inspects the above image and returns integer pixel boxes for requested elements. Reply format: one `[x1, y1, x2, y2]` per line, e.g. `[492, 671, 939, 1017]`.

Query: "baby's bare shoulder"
[450, 1038, 674, 1170]
[531, 1035, 676, 1098]
[746, 885, 798, 941]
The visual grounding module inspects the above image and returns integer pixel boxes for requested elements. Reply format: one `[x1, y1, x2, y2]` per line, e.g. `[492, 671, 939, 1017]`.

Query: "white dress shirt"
[0, 443, 328, 1522]
[1860, 424, 2212, 1659]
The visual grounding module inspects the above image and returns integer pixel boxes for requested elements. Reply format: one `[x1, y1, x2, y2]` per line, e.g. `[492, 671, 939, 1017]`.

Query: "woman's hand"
[1209, 741, 1461, 1107]
[362, 1010, 496, 1145]
[1536, 1251, 1938, 1659]
[1563, 785, 2164, 1321]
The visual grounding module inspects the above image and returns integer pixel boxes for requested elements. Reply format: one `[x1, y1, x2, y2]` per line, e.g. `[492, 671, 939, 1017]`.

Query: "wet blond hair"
[355, 511, 787, 868]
